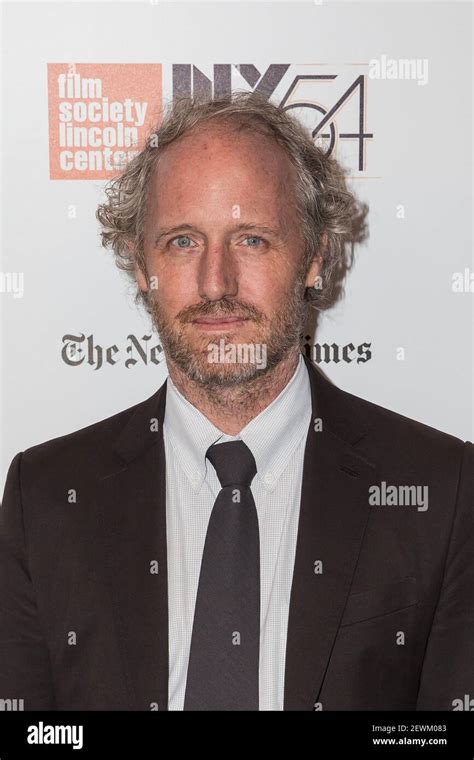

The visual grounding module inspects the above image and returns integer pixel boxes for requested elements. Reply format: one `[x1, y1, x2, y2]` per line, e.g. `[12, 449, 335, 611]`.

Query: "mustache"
[179, 300, 264, 323]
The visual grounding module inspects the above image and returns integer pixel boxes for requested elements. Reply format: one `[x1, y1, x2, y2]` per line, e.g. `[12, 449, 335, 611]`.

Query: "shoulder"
[17, 385, 164, 485]
[329, 380, 471, 480]
[308, 359, 470, 477]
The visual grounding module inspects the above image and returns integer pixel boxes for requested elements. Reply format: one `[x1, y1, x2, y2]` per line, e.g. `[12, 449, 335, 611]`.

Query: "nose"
[197, 242, 239, 303]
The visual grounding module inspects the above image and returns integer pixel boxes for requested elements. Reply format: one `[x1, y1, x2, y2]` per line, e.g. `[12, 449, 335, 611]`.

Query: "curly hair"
[96, 90, 358, 311]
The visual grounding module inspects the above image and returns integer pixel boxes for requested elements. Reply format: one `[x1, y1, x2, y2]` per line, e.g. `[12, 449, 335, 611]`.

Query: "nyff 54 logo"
[172, 63, 373, 172]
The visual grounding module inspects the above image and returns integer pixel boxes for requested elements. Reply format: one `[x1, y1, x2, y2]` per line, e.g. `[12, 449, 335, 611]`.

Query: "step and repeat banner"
[1, 0, 472, 490]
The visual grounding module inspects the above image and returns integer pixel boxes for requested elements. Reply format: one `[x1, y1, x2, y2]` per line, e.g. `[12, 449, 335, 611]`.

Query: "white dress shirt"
[163, 352, 312, 710]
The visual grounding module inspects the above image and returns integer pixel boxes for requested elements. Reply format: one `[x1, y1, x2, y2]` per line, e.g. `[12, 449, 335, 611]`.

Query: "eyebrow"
[153, 223, 281, 248]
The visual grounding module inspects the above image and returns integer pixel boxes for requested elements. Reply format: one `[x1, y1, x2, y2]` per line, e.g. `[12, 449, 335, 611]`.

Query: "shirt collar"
[164, 353, 312, 493]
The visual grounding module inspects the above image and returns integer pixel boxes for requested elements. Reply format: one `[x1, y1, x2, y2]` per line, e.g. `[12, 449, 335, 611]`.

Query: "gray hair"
[96, 90, 358, 311]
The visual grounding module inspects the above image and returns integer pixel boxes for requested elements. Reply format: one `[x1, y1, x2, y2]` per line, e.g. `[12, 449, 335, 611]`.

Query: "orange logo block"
[48, 63, 162, 180]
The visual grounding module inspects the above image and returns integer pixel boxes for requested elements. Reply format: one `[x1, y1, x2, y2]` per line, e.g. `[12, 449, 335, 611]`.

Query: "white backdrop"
[1, 0, 473, 492]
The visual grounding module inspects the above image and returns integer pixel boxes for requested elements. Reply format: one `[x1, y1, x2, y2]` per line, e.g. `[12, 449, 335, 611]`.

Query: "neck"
[166, 348, 301, 435]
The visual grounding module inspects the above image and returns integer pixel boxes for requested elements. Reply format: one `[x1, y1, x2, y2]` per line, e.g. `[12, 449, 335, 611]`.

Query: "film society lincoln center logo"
[47, 63, 162, 179]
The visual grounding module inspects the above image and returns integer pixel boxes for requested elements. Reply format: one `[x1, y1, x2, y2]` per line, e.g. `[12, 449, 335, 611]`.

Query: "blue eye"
[243, 236, 264, 247]
[170, 235, 194, 248]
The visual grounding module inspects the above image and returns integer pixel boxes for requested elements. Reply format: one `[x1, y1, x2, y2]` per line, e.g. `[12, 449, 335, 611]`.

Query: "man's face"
[137, 123, 320, 388]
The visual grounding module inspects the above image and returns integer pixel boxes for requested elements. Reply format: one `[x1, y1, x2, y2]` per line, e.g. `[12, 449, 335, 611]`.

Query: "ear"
[135, 265, 148, 293]
[304, 230, 327, 289]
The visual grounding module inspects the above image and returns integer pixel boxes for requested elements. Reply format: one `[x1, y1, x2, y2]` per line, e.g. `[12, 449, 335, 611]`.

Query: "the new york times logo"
[62, 333, 165, 369]
[302, 336, 372, 365]
[61, 334, 372, 369]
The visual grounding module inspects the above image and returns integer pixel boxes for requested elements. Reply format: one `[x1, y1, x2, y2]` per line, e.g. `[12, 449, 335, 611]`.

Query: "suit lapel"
[284, 356, 376, 709]
[96, 381, 169, 711]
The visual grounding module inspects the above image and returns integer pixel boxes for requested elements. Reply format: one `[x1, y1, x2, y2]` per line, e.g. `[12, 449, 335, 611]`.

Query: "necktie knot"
[206, 440, 257, 488]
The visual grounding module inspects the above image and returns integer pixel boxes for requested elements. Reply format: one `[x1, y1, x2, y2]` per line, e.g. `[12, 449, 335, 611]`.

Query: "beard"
[145, 263, 310, 391]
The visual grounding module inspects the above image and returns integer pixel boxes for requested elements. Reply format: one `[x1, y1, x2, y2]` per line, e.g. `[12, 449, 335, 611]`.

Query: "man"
[1, 92, 472, 711]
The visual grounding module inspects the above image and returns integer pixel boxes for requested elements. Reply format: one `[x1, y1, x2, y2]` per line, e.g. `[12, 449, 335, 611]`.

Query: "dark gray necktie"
[183, 440, 260, 710]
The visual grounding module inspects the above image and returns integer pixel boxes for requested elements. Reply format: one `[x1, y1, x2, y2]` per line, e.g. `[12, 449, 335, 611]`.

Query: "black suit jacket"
[1, 354, 473, 711]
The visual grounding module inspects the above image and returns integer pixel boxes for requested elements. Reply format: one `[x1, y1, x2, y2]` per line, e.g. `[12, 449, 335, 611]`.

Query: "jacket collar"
[113, 353, 372, 466]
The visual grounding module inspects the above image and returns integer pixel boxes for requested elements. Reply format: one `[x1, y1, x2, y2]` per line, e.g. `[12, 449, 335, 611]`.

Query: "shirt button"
[192, 472, 200, 486]
[264, 472, 274, 485]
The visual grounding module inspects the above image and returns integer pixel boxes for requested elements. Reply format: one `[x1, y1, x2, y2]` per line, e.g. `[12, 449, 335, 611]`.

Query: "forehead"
[146, 123, 297, 221]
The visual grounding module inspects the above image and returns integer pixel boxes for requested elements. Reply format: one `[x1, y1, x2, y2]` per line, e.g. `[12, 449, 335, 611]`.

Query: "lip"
[192, 317, 248, 330]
